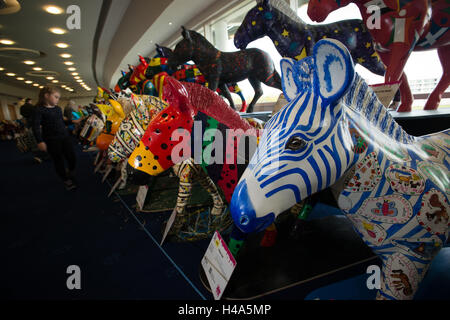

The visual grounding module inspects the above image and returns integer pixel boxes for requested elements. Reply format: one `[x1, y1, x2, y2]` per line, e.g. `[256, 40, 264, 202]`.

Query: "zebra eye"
[286, 136, 307, 151]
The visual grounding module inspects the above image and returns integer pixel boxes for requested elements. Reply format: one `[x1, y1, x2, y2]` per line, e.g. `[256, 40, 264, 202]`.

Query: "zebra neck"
[265, 9, 308, 57]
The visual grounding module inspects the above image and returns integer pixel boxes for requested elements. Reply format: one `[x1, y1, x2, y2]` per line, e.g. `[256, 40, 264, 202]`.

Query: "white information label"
[201, 231, 237, 300]
[370, 82, 400, 108]
[160, 208, 177, 245]
[136, 185, 148, 211]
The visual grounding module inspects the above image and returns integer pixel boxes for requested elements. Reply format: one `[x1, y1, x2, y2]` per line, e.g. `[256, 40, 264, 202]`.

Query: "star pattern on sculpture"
[366, 42, 372, 48]
[282, 29, 289, 37]
[371, 51, 381, 61]
[357, 57, 365, 64]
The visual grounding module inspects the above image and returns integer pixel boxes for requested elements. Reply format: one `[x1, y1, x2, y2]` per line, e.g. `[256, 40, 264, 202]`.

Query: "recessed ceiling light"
[61, 85, 66, 88]
[49, 27, 67, 35]
[44, 5, 63, 14]
[0, 67, 5, 71]
[25, 80, 32, 84]
[32, 67, 43, 71]
[55, 42, 69, 48]
[33, 83, 39, 87]
[16, 77, 24, 80]
[71, 72, 78, 76]
[0, 39, 15, 45]
[76, 79, 83, 82]
[46, 76, 54, 80]
[67, 67, 76, 71]
[60, 53, 72, 58]
[169, 22, 173, 25]
[74, 76, 80, 79]
[6, 72, 15, 76]
[39, 86, 44, 89]
[23, 60, 36, 65]
[64, 61, 74, 65]
[52, 80, 59, 83]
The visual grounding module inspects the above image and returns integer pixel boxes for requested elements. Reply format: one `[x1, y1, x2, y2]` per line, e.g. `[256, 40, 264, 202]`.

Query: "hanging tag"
[201, 231, 237, 300]
[136, 185, 148, 211]
[160, 208, 178, 245]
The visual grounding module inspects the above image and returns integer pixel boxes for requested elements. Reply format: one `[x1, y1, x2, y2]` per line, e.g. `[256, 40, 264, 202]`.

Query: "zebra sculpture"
[230, 39, 449, 300]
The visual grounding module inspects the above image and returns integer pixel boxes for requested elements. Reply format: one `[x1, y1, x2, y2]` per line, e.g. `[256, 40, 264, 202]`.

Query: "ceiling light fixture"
[67, 67, 76, 71]
[55, 42, 69, 48]
[71, 72, 78, 76]
[46, 76, 54, 80]
[32, 67, 43, 71]
[23, 60, 36, 65]
[0, 39, 15, 45]
[33, 83, 39, 87]
[52, 80, 59, 83]
[49, 27, 67, 35]
[76, 79, 83, 82]
[74, 76, 80, 79]
[0, 67, 5, 71]
[6, 72, 15, 76]
[60, 53, 71, 58]
[25, 80, 32, 84]
[16, 77, 24, 80]
[64, 61, 74, 65]
[44, 5, 63, 14]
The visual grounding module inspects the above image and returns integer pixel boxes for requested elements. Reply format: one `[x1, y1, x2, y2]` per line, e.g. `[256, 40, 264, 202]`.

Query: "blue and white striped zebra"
[230, 39, 449, 300]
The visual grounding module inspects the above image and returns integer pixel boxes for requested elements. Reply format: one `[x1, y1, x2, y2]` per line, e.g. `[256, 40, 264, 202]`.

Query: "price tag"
[201, 231, 237, 300]
[370, 82, 400, 108]
[136, 185, 148, 211]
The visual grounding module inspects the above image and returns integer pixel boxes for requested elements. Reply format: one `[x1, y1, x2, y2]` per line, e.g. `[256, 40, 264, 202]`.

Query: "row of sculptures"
[78, 0, 449, 300]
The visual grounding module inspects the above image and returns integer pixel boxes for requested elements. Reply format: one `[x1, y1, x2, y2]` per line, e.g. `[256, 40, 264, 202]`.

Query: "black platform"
[200, 214, 380, 300]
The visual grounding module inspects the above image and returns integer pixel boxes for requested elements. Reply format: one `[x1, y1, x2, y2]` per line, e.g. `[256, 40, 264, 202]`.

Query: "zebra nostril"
[240, 215, 250, 226]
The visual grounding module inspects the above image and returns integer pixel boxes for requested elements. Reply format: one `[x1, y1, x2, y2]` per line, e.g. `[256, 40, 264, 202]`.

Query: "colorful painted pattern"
[230, 39, 449, 300]
[234, 0, 385, 76]
[169, 27, 282, 113]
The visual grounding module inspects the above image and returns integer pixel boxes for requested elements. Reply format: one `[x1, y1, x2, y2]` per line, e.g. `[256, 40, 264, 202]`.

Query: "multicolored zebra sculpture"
[234, 0, 384, 74]
[106, 88, 226, 220]
[126, 75, 280, 249]
[230, 39, 449, 300]
[169, 27, 282, 113]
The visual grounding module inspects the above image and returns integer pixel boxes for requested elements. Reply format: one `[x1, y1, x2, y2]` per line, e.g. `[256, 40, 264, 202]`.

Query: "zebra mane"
[342, 73, 414, 144]
[183, 82, 253, 132]
[258, 0, 305, 25]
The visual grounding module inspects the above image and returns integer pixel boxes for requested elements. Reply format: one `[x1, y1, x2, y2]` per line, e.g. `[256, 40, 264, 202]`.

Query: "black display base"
[200, 214, 380, 300]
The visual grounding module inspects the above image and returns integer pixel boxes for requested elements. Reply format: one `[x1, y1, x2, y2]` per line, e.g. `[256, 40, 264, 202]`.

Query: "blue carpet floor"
[0, 139, 210, 300]
[1, 139, 448, 300]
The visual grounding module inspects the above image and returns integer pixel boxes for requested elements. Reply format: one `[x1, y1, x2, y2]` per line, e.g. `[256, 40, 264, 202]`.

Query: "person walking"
[20, 98, 47, 163]
[32, 87, 78, 190]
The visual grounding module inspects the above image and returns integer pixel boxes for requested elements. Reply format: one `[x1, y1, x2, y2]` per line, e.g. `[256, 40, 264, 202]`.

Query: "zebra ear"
[312, 39, 355, 105]
[280, 58, 300, 102]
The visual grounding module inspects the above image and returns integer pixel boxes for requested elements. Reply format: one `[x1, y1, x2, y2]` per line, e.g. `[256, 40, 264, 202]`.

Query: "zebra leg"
[260, 223, 278, 247]
[376, 252, 425, 300]
[247, 76, 264, 113]
[218, 83, 236, 110]
[424, 45, 450, 110]
[192, 164, 226, 216]
[171, 160, 194, 234]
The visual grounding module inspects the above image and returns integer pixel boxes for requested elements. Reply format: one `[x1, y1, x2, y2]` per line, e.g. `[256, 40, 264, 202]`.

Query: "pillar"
[212, 20, 229, 52]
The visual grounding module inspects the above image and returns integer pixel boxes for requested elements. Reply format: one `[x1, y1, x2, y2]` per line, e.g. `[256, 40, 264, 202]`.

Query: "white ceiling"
[0, 0, 246, 101]
[0, 0, 103, 99]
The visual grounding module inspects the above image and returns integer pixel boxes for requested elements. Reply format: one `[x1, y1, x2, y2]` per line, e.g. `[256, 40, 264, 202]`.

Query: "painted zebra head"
[230, 39, 355, 233]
